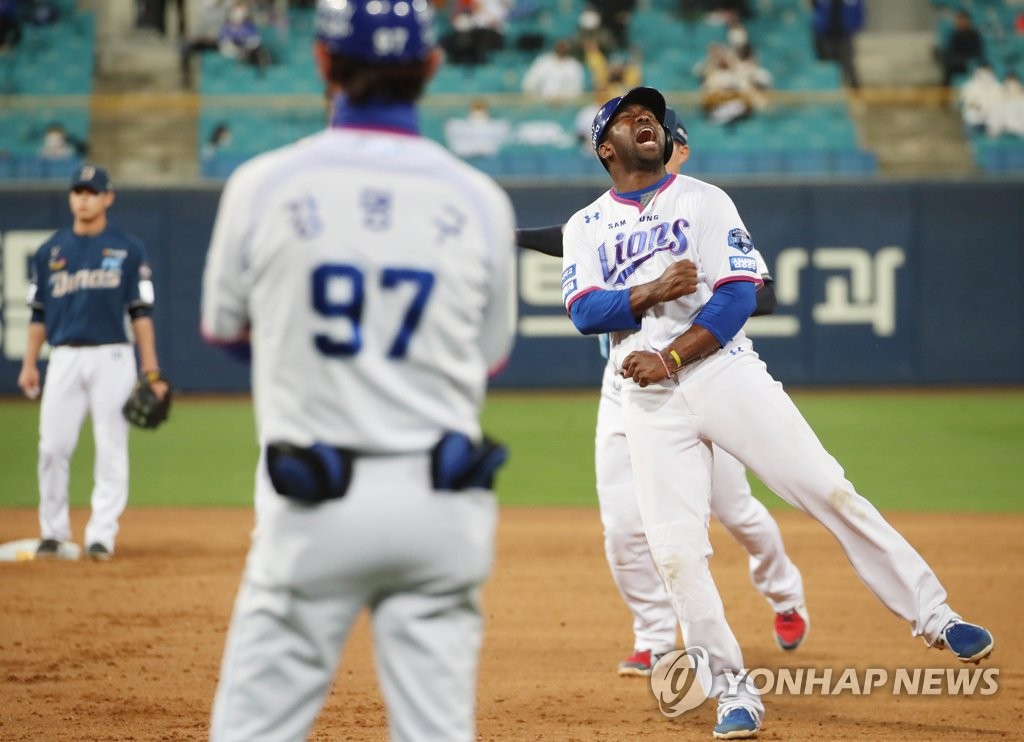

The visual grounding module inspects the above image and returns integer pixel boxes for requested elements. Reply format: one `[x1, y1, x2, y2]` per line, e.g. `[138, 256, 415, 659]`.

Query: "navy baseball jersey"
[28, 227, 154, 346]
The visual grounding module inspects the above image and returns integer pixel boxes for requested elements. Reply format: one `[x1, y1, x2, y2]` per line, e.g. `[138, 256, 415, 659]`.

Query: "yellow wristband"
[669, 349, 683, 369]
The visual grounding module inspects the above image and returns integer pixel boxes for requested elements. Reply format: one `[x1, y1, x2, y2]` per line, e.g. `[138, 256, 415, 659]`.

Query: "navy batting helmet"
[591, 87, 672, 166]
[315, 0, 436, 62]
[663, 107, 689, 147]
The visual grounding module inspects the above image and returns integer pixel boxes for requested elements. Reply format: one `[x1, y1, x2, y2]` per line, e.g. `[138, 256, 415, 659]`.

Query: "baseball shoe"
[35, 538, 61, 560]
[939, 618, 993, 663]
[713, 706, 760, 739]
[617, 648, 664, 677]
[774, 604, 810, 651]
[86, 543, 112, 562]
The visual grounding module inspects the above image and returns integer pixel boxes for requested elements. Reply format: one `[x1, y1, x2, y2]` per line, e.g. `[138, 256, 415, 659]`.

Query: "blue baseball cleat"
[713, 707, 760, 739]
[940, 619, 994, 663]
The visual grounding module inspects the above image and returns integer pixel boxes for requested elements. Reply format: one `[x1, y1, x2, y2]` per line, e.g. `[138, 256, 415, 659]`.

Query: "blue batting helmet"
[315, 0, 436, 62]
[591, 87, 670, 164]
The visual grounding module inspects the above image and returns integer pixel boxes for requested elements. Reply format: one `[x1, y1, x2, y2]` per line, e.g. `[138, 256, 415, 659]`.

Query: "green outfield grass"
[0, 389, 1021, 511]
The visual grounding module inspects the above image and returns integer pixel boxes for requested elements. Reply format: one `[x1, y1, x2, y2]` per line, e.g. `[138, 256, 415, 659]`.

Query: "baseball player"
[517, 109, 808, 678]
[200, 2, 516, 740]
[18, 164, 167, 562]
[561, 86, 994, 739]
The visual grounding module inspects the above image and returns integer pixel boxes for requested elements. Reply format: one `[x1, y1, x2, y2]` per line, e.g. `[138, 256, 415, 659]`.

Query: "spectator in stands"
[440, 0, 511, 66]
[39, 123, 75, 160]
[700, 44, 771, 126]
[522, 38, 585, 102]
[692, 41, 732, 85]
[959, 63, 1002, 135]
[0, 0, 23, 53]
[180, 0, 231, 87]
[810, 0, 864, 89]
[202, 121, 233, 160]
[218, 1, 272, 76]
[936, 10, 985, 87]
[444, 98, 510, 158]
[588, 0, 635, 50]
[582, 39, 641, 99]
[987, 72, 1024, 139]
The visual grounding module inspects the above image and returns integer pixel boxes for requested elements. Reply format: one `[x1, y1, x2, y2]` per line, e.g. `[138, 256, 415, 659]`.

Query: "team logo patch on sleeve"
[729, 256, 758, 273]
[728, 228, 754, 254]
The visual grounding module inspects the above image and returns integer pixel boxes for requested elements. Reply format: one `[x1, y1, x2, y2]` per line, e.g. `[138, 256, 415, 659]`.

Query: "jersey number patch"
[312, 264, 435, 359]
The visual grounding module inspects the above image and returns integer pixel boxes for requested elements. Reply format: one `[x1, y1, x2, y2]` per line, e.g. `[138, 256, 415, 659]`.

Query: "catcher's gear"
[122, 370, 172, 429]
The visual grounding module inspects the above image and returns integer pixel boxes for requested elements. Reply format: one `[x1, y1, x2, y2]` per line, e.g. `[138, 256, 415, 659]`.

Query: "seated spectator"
[444, 99, 510, 158]
[0, 0, 22, 53]
[700, 48, 767, 125]
[582, 39, 641, 99]
[39, 123, 74, 160]
[735, 45, 772, 111]
[522, 38, 585, 102]
[218, 1, 272, 76]
[181, 0, 231, 87]
[202, 121, 234, 159]
[959, 63, 1002, 135]
[588, 0, 635, 50]
[440, 0, 511, 66]
[937, 10, 985, 87]
[987, 72, 1024, 139]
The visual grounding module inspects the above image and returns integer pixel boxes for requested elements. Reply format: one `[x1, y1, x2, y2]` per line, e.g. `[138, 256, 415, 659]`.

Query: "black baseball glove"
[122, 371, 173, 430]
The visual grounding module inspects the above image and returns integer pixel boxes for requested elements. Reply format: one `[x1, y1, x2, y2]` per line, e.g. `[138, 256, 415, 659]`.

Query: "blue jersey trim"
[611, 173, 674, 204]
[693, 280, 756, 346]
[569, 289, 638, 335]
[329, 94, 419, 135]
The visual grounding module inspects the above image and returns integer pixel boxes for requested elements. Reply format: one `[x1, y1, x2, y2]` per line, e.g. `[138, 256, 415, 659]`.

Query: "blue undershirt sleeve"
[568, 289, 641, 335]
[693, 280, 757, 347]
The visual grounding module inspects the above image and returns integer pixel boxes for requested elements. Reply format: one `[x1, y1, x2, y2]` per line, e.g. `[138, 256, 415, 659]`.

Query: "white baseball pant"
[37, 344, 137, 551]
[596, 360, 805, 655]
[211, 453, 498, 742]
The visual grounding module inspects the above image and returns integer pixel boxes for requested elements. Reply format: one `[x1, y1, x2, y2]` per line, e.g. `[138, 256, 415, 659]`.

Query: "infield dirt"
[0, 507, 1019, 741]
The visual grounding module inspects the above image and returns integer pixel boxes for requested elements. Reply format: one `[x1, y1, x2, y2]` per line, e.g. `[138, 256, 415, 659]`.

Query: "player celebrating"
[18, 164, 166, 562]
[561, 87, 994, 739]
[518, 109, 808, 677]
[201, 1, 516, 740]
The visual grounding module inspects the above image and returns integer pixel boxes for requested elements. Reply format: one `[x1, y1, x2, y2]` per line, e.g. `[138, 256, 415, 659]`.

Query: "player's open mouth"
[636, 127, 657, 145]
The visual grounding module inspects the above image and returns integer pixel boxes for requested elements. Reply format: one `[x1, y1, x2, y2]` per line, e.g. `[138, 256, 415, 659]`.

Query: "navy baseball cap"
[590, 86, 667, 153]
[664, 107, 689, 146]
[69, 164, 111, 193]
[315, 0, 436, 62]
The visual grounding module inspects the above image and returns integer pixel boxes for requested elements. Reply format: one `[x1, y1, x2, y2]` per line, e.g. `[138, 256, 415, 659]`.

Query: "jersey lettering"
[50, 269, 122, 297]
[598, 217, 689, 286]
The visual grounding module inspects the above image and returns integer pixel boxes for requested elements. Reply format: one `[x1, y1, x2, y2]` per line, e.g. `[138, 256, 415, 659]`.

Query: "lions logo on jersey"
[727, 228, 754, 254]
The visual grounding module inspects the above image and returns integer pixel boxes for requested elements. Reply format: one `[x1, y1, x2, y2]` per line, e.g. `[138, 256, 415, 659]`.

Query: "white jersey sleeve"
[691, 183, 764, 291]
[201, 129, 517, 453]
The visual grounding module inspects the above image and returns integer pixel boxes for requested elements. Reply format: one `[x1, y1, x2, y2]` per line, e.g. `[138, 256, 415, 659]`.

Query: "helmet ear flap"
[662, 125, 673, 163]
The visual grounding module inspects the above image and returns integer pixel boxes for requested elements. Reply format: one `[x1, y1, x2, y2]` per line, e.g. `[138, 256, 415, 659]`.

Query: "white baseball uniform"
[563, 172, 959, 720]
[202, 120, 516, 741]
